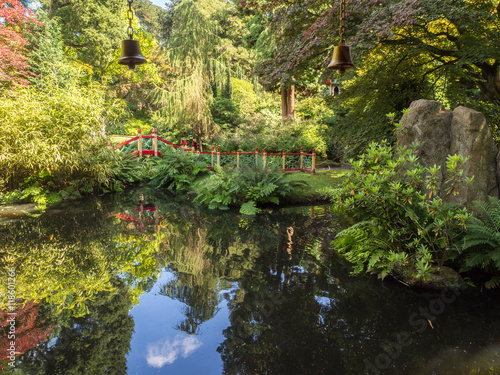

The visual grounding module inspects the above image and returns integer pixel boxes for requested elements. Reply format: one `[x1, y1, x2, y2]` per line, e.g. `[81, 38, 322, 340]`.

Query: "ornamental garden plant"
[323, 141, 472, 287]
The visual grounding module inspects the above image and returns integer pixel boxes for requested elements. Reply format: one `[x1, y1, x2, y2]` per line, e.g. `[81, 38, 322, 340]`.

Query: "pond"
[1, 185, 500, 375]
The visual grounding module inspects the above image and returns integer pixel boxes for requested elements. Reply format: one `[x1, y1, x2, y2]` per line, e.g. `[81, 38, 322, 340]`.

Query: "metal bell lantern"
[328, 0, 354, 73]
[118, 0, 147, 70]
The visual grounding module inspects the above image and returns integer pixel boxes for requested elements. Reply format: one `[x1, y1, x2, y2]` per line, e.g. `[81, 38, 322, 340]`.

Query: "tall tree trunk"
[287, 85, 295, 120]
[196, 121, 203, 151]
[281, 88, 288, 119]
[478, 64, 500, 105]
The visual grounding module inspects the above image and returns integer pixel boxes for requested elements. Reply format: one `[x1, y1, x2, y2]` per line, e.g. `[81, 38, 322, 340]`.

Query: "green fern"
[149, 150, 206, 191]
[459, 196, 500, 287]
[334, 220, 393, 277]
[485, 275, 500, 289]
[240, 200, 260, 215]
[195, 168, 306, 214]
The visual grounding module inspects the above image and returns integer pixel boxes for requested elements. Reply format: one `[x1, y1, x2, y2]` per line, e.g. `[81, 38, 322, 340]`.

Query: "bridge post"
[138, 128, 143, 157]
[153, 128, 158, 156]
[237, 150, 240, 169]
[282, 150, 285, 172]
[217, 147, 220, 166]
[192, 141, 195, 154]
[263, 148, 267, 170]
[211, 146, 214, 168]
[255, 147, 258, 168]
[312, 148, 316, 174]
[300, 147, 304, 171]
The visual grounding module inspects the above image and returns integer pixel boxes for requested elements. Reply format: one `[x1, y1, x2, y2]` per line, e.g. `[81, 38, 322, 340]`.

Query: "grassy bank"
[283, 169, 347, 204]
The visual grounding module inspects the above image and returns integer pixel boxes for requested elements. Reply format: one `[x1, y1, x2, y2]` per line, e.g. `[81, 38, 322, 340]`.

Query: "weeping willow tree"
[150, 0, 232, 148]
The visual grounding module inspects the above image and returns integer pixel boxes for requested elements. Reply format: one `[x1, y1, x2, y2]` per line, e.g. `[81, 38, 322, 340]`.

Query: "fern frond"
[485, 275, 500, 289]
[464, 252, 489, 268]
[240, 200, 260, 215]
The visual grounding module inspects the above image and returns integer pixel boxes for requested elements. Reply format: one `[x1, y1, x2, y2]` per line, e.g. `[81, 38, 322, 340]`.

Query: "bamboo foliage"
[0, 83, 112, 189]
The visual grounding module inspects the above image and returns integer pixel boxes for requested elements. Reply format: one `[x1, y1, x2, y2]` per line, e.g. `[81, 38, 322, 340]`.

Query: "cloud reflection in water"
[146, 335, 203, 368]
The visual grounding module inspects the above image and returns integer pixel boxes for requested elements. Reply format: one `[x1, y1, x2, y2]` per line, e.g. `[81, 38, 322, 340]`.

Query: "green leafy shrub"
[324, 141, 471, 280]
[87, 148, 207, 193]
[455, 196, 500, 288]
[210, 97, 242, 129]
[230, 77, 257, 117]
[209, 115, 327, 156]
[295, 95, 334, 123]
[0, 183, 62, 208]
[194, 167, 308, 215]
[149, 149, 207, 191]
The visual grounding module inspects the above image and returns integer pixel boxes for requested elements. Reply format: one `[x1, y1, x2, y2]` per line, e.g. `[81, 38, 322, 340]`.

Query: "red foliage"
[0, 301, 55, 369]
[0, 0, 42, 87]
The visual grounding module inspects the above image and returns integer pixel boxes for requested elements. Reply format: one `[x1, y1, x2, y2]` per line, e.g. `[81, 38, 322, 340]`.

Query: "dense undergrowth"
[323, 140, 500, 289]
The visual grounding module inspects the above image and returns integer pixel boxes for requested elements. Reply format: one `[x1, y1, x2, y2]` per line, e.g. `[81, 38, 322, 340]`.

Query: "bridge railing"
[116, 128, 316, 173]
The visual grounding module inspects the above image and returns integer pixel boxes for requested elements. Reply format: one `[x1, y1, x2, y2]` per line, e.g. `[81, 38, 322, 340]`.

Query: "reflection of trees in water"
[218, 246, 500, 375]
[0, 189, 167, 370]
[15, 280, 134, 375]
[155, 203, 340, 341]
[0, 202, 124, 315]
[217, 257, 348, 374]
[4, 186, 500, 374]
[158, 279, 221, 335]
[0, 301, 55, 370]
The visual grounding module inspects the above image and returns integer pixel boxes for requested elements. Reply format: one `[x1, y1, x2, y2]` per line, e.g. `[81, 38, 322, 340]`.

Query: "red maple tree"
[0, 0, 42, 88]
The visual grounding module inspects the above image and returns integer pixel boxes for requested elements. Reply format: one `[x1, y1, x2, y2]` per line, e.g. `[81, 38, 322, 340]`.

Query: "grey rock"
[449, 106, 499, 206]
[397, 100, 499, 208]
[398, 99, 453, 189]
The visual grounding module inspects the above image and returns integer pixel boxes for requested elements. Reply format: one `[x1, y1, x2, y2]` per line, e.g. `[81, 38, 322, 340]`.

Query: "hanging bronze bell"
[118, 39, 147, 70]
[328, 44, 354, 73]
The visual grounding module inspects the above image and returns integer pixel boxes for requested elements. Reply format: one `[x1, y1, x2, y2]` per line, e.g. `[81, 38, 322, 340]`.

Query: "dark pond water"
[1, 185, 500, 375]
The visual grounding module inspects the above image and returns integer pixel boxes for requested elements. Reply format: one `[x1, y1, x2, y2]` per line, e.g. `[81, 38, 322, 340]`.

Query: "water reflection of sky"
[126, 270, 228, 375]
[146, 335, 202, 368]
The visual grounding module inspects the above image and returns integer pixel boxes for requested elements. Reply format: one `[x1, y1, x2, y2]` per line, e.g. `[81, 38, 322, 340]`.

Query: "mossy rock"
[397, 265, 468, 290]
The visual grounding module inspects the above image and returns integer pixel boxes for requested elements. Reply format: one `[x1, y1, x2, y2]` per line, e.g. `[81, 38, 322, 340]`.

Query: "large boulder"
[398, 100, 453, 190]
[398, 100, 499, 208]
[449, 106, 499, 205]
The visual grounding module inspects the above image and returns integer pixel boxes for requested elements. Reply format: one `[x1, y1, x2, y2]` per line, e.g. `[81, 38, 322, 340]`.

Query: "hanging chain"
[339, 0, 346, 45]
[127, 0, 134, 39]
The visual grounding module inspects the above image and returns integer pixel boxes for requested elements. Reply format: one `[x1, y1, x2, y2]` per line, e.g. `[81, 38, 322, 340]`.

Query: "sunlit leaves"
[43, 0, 125, 76]
[0, 82, 125, 190]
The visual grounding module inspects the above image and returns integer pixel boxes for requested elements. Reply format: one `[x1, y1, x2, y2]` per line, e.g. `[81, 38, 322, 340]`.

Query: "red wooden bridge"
[117, 128, 183, 157]
[116, 128, 316, 173]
